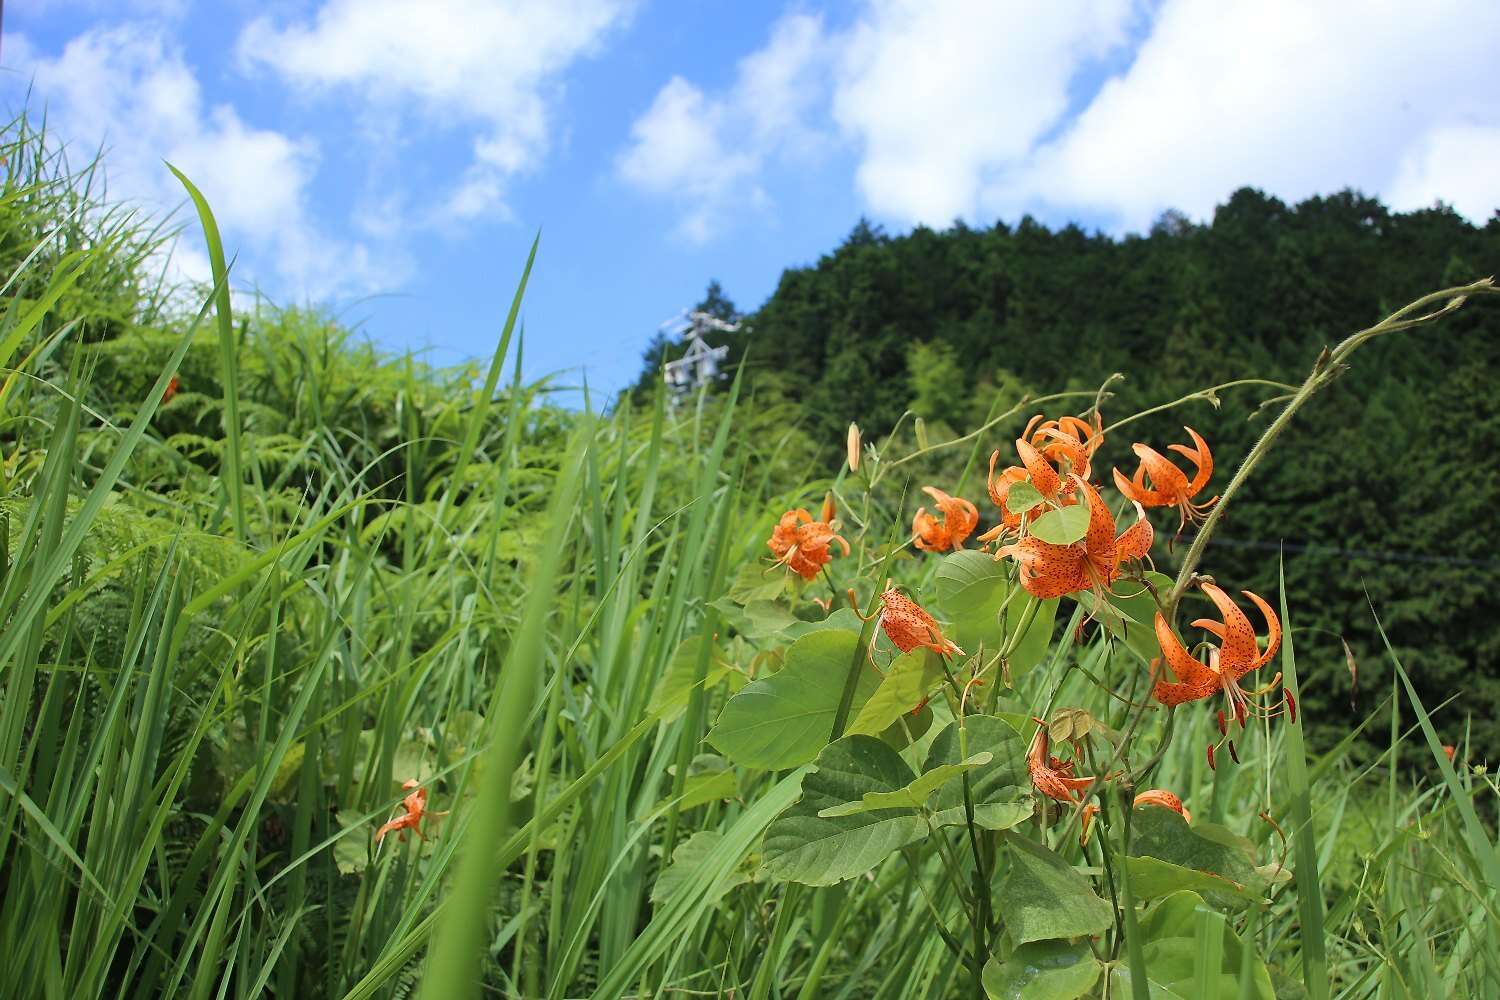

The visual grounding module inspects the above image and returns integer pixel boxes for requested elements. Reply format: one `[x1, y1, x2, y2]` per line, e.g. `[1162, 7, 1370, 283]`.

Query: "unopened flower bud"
[847, 423, 861, 472]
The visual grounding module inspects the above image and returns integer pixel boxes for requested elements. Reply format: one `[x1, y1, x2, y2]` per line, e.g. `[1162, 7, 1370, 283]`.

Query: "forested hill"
[638, 188, 1500, 755]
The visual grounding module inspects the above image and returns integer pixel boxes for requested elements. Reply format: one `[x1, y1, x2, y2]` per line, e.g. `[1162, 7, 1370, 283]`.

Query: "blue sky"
[5, 1, 1499, 398]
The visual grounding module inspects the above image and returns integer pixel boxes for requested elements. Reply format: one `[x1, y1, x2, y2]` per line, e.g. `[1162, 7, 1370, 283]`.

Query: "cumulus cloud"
[6, 24, 391, 299]
[834, 0, 1133, 225]
[1004, 0, 1500, 231]
[622, 0, 1500, 238]
[239, 0, 635, 221]
[616, 12, 829, 241]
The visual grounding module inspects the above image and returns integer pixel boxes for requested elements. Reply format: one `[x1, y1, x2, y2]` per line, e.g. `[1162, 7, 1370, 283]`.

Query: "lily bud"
[820, 491, 836, 524]
[847, 423, 861, 472]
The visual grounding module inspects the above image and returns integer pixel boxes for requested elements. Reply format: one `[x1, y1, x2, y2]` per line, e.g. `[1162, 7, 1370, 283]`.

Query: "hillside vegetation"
[0, 111, 1496, 999]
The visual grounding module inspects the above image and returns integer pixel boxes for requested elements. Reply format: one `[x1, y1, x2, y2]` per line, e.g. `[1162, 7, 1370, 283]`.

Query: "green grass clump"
[0, 109, 1494, 1000]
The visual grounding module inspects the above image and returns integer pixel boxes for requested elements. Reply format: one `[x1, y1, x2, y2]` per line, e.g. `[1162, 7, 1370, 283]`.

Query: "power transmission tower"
[660, 309, 744, 395]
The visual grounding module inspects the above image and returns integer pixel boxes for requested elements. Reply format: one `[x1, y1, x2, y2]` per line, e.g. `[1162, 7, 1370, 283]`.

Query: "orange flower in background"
[1114, 426, 1217, 538]
[982, 454, 1030, 537]
[1151, 581, 1290, 765]
[1028, 723, 1099, 804]
[1080, 788, 1190, 844]
[161, 376, 181, 405]
[996, 476, 1153, 600]
[767, 508, 850, 581]
[877, 589, 963, 657]
[376, 779, 434, 843]
[912, 486, 979, 552]
[1024, 412, 1102, 486]
[1134, 789, 1191, 821]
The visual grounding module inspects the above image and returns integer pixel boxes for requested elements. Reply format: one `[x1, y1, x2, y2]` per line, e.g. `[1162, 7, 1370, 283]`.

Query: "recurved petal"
[1239, 589, 1282, 672]
[1132, 443, 1191, 500]
[1200, 582, 1260, 674]
[1017, 437, 1061, 499]
[1113, 501, 1154, 570]
[1153, 613, 1217, 687]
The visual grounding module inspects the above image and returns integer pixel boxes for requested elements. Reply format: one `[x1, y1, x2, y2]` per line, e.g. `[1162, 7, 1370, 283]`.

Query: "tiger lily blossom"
[874, 589, 963, 658]
[1027, 721, 1099, 805]
[1113, 426, 1218, 540]
[767, 507, 850, 581]
[912, 486, 979, 552]
[376, 779, 437, 843]
[982, 413, 1103, 541]
[996, 475, 1153, 600]
[1151, 582, 1291, 766]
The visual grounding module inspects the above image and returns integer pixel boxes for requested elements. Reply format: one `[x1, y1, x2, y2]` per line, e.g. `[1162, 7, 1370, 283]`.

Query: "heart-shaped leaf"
[983, 939, 1103, 999]
[1030, 505, 1089, 545]
[760, 736, 926, 885]
[997, 833, 1113, 944]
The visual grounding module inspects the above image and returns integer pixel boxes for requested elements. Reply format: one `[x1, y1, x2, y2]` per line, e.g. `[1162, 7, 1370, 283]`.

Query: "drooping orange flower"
[376, 779, 434, 843]
[767, 508, 850, 581]
[876, 589, 963, 657]
[1151, 582, 1291, 766]
[996, 476, 1153, 600]
[1113, 426, 1217, 538]
[1027, 722, 1099, 804]
[912, 486, 979, 552]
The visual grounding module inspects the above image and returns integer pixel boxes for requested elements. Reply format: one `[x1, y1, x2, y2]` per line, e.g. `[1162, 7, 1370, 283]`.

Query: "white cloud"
[1386, 124, 1500, 224]
[834, 0, 1133, 225]
[7, 24, 392, 299]
[616, 12, 829, 241]
[239, 0, 634, 221]
[1002, 0, 1500, 231]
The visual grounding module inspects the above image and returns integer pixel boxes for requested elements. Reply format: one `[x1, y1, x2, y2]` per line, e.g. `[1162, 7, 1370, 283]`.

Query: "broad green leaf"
[984, 940, 1103, 1000]
[1089, 571, 1172, 664]
[740, 600, 800, 639]
[997, 833, 1113, 944]
[728, 560, 791, 603]
[1108, 891, 1273, 998]
[708, 630, 881, 769]
[651, 831, 751, 906]
[818, 753, 992, 816]
[1123, 856, 1256, 906]
[936, 549, 1011, 621]
[1004, 480, 1045, 515]
[1129, 805, 1265, 906]
[648, 636, 737, 722]
[783, 607, 866, 639]
[675, 755, 739, 811]
[333, 812, 371, 874]
[1030, 505, 1089, 545]
[846, 648, 947, 736]
[924, 715, 1032, 830]
[760, 736, 926, 885]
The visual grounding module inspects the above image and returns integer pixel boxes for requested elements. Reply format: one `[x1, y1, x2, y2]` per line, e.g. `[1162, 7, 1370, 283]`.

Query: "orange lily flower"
[876, 589, 963, 657]
[1151, 582, 1291, 766]
[376, 779, 435, 843]
[982, 413, 1102, 542]
[996, 475, 1153, 600]
[1027, 722, 1099, 804]
[912, 486, 979, 552]
[1113, 426, 1217, 539]
[767, 508, 850, 581]
[161, 376, 181, 405]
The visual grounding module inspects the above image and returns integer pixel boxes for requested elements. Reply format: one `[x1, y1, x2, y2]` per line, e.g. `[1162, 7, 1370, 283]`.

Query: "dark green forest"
[638, 189, 1500, 757]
